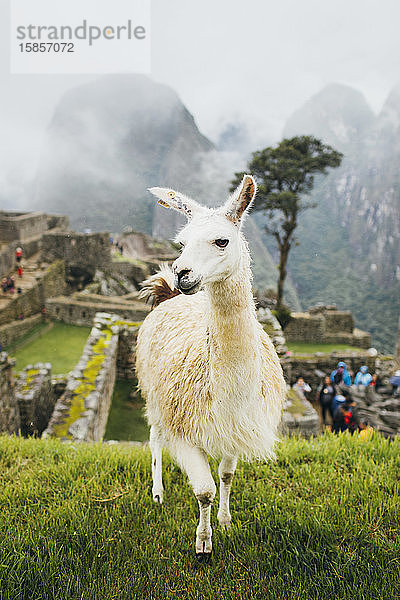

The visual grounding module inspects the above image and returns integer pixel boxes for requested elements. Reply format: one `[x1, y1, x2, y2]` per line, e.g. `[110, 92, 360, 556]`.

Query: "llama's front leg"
[217, 456, 237, 527]
[149, 425, 164, 503]
[176, 443, 216, 560]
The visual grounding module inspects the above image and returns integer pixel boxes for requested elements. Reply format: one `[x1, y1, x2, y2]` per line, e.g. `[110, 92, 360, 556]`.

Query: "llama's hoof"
[196, 551, 212, 564]
[195, 538, 212, 556]
[152, 489, 163, 504]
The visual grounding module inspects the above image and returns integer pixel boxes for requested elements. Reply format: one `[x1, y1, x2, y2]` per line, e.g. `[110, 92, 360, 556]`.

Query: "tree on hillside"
[231, 135, 343, 310]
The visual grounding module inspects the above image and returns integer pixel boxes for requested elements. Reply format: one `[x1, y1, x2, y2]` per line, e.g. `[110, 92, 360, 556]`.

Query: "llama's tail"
[139, 263, 181, 309]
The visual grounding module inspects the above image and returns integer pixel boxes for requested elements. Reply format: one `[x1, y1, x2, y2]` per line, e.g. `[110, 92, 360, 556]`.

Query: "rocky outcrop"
[352, 385, 400, 438]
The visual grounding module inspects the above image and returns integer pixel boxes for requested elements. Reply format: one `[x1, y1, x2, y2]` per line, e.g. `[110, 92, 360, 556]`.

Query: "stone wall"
[41, 232, 111, 274]
[0, 313, 43, 349]
[43, 313, 142, 442]
[352, 385, 400, 438]
[0, 236, 42, 278]
[0, 260, 65, 326]
[285, 305, 371, 348]
[0, 352, 20, 434]
[111, 260, 153, 288]
[46, 215, 69, 231]
[15, 363, 56, 437]
[285, 312, 325, 343]
[322, 311, 354, 333]
[117, 323, 140, 379]
[46, 295, 149, 327]
[280, 389, 320, 438]
[0, 211, 48, 242]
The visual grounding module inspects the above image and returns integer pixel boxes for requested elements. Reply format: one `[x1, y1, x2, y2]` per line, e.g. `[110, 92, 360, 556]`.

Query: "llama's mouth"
[176, 278, 202, 295]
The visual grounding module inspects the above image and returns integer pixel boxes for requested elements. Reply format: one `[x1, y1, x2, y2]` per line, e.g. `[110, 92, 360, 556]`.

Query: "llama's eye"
[214, 239, 229, 248]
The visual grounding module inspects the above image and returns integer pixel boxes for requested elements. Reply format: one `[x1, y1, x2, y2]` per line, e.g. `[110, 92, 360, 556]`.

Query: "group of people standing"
[295, 361, 381, 434]
[1, 247, 24, 295]
[316, 361, 377, 433]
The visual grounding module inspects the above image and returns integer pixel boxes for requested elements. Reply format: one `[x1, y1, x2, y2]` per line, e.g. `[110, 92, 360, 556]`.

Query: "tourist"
[317, 375, 336, 425]
[17, 265, 23, 278]
[389, 370, 400, 396]
[332, 394, 366, 434]
[293, 376, 312, 398]
[1, 278, 7, 293]
[15, 247, 23, 263]
[331, 388, 349, 418]
[330, 361, 351, 388]
[354, 365, 373, 386]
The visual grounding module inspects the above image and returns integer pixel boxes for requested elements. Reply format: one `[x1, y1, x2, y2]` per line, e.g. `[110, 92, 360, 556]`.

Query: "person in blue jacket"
[330, 361, 351, 387]
[354, 365, 373, 386]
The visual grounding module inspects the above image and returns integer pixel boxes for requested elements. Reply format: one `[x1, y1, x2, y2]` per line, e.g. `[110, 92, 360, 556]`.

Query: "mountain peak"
[283, 83, 375, 150]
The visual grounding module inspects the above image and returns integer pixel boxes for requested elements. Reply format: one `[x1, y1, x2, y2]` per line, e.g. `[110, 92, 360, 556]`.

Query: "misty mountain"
[34, 74, 214, 235]
[283, 83, 400, 352]
[33, 74, 301, 308]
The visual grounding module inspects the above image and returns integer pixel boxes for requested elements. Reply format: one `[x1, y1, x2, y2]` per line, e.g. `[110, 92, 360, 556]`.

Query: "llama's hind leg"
[176, 442, 216, 559]
[217, 456, 237, 527]
[149, 425, 164, 503]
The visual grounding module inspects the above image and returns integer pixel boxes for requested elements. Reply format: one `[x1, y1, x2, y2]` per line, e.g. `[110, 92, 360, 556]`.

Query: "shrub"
[272, 305, 292, 330]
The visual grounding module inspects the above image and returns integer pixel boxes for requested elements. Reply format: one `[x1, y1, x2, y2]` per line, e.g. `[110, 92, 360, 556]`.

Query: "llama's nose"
[176, 269, 192, 286]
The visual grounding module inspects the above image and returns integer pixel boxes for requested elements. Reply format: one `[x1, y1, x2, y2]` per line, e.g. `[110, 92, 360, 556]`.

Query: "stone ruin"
[0, 352, 20, 434]
[351, 385, 400, 438]
[285, 304, 371, 349]
[43, 313, 139, 442]
[15, 363, 56, 437]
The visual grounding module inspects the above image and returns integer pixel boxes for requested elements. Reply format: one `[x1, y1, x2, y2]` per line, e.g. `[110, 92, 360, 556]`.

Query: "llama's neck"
[204, 251, 258, 364]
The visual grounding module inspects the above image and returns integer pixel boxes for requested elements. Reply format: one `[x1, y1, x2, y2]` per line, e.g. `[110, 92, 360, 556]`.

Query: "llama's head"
[148, 175, 256, 294]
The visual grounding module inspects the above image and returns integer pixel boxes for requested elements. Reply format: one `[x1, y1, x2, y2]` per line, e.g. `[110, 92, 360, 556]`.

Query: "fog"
[1, 0, 400, 208]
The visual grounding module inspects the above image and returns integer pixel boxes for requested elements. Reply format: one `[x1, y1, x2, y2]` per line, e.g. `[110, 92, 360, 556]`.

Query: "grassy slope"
[9, 322, 91, 374]
[286, 342, 362, 354]
[0, 434, 399, 600]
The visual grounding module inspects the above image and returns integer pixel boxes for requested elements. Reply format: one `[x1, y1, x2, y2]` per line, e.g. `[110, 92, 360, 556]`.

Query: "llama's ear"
[222, 174, 257, 225]
[148, 187, 204, 220]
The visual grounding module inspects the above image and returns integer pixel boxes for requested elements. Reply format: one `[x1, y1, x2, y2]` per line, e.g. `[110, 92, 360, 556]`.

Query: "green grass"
[287, 342, 363, 354]
[104, 379, 149, 442]
[10, 322, 90, 374]
[0, 433, 399, 600]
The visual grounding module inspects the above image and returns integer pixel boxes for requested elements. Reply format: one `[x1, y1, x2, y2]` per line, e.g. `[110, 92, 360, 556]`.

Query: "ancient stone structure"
[285, 304, 371, 348]
[0, 314, 43, 349]
[0, 210, 69, 278]
[15, 363, 56, 437]
[46, 293, 149, 327]
[0, 211, 48, 242]
[43, 313, 140, 442]
[257, 307, 288, 356]
[352, 385, 400, 438]
[280, 389, 320, 438]
[0, 352, 20, 434]
[41, 232, 111, 286]
[0, 260, 65, 326]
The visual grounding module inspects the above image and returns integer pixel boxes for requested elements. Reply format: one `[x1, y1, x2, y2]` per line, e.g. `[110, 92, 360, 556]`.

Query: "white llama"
[136, 175, 286, 560]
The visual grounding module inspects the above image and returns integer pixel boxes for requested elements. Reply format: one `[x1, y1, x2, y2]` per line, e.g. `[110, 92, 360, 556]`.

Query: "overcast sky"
[1, 0, 400, 204]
